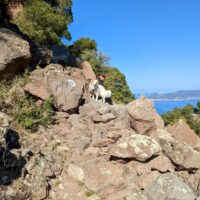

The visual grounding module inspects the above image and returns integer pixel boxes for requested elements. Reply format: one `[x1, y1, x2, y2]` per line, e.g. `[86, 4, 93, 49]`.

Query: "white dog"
[89, 80, 112, 103]
[89, 79, 98, 100]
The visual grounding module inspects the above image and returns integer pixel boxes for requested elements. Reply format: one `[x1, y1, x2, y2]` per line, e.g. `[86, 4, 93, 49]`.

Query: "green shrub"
[85, 191, 95, 197]
[162, 102, 200, 135]
[14, 96, 55, 132]
[13, 0, 73, 47]
[69, 37, 97, 58]
[0, 83, 8, 102]
[70, 37, 134, 104]
[103, 66, 135, 104]
[0, 74, 55, 132]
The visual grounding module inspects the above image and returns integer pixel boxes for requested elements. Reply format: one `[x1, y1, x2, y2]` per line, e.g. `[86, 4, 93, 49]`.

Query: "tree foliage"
[13, 0, 73, 47]
[0, 74, 55, 132]
[69, 37, 97, 57]
[162, 102, 200, 135]
[69, 37, 135, 104]
[102, 67, 135, 104]
[69, 38, 109, 73]
[79, 50, 110, 74]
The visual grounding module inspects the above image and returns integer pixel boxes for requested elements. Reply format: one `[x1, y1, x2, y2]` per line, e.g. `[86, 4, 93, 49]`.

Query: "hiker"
[98, 74, 106, 86]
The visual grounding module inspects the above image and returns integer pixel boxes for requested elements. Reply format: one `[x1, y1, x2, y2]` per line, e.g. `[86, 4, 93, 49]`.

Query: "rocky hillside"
[1, 64, 200, 199]
[1, 19, 200, 200]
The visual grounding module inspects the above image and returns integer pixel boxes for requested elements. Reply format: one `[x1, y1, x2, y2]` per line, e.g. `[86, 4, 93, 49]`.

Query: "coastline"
[149, 98, 200, 102]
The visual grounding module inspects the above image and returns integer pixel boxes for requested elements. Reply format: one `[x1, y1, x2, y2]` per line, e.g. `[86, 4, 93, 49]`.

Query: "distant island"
[147, 90, 200, 101]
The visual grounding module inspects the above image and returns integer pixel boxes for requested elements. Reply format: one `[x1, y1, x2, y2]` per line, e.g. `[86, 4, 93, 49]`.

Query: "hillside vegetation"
[69, 38, 135, 104]
[13, 0, 73, 47]
[2, 0, 134, 104]
[162, 102, 200, 135]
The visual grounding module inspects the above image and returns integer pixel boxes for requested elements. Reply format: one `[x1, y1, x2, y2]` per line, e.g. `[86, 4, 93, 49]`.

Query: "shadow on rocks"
[0, 129, 26, 185]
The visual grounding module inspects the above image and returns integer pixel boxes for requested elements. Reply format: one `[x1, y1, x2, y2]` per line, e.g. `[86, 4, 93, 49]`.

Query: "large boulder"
[109, 134, 161, 162]
[81, 160, 124, 192]
[133, 153, 174, 176]
[157, 129, 200, 170]
[166, 119, 200, 149]
[24, 64, 87, 111]
[144, 173, 196, 200]
[103, 186, 148, 200]
[80, 61, 96, 81]
[126, 96, 164, 134]
[0, 28, 31, 80]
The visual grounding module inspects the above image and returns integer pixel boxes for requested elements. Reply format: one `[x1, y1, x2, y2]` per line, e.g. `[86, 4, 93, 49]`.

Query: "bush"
[78, 50, 110, 74]
[13, 0, 73, 47]
[162, 102, 200, 135]
[0, 74, 55, 132]
[70, 37, 135, 104]
[14, 96, 54, 131]
[69, 37, 97, 58]
[103, 66, 135, 104]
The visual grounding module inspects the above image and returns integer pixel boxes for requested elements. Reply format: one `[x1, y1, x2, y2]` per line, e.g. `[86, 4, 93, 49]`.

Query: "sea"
[135, 94, 200, 115]
[154, 99, 200, 115]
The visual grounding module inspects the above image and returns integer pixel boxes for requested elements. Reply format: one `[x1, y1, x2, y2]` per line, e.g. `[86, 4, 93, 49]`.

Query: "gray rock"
[110, 104, 130, 129]
[97, 106, 110, 115]
[0, 28, 31, 80]
[68, 164, 85, 182]
[24, 64, 87, 111]
[109, 134, 161, 162]
[144, 173, 196, 200]
[29, 176, 48, 200]
[92, 113, 116, 123]
[158, 129, 200, 170]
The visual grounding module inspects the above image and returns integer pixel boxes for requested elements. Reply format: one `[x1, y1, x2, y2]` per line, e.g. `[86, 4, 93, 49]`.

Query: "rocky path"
[1, 96, 200, 200]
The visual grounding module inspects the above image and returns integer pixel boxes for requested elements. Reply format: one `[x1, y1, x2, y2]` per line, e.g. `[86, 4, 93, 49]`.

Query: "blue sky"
[65, 0, 200, 93]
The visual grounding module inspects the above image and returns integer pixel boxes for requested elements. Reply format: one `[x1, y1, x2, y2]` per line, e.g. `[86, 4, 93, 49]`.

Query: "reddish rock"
[166, 119, 200, 149]
[135, 163, 151, 176]
[148, 153, 174, 172]
[102, 184, 148, 200]
[82, 159, 124, 192]
[80, 61, 96, 81]
[92, 138, 115, 147]
[133, 154, 173, 176]
[136, 171, 160, 190]
[126, 96, 164, 134]
[92, 112, 116, 123]
[145, 130, 160, 142]
[24, 64, 87, 111]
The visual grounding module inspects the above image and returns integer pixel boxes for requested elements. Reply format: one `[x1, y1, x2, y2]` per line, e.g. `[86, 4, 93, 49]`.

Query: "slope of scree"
[1, 63, 200, 200]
